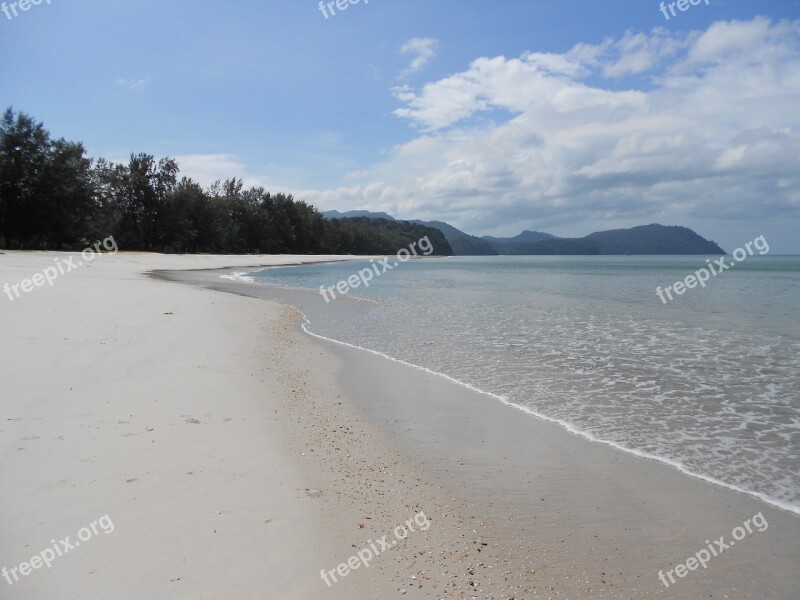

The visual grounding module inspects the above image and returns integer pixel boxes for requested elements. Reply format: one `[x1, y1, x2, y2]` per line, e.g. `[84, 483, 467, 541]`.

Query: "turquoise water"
[236, 255, 800, 513]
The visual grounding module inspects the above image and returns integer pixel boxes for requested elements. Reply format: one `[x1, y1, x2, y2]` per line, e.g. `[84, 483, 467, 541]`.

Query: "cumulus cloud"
[307, 17, 800, 249]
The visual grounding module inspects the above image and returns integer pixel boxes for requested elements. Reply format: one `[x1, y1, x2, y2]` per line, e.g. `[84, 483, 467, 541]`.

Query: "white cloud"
[398, 37, 438, 79]
[305, 17, 800, 250]
[600, 28, 686, 77]
[173, 153, 271, 189]
[115, 78, 147, 91]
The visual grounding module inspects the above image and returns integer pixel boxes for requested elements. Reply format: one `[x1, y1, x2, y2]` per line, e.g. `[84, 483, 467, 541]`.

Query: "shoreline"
[170, 261, 800, 598]
[295, 308, 800, 518]
[178, 260, 800, 517]
[3, 252, 799, 598]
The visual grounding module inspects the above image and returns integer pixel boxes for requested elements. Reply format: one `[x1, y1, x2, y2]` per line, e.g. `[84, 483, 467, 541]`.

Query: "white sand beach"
[0, 252, 539, 599]
[2, 251, 799, 599]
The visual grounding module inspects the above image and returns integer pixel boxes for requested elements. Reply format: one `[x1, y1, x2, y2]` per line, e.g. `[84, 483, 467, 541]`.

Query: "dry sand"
[1, 252, 360, 599]
[0, 252, 533, 599]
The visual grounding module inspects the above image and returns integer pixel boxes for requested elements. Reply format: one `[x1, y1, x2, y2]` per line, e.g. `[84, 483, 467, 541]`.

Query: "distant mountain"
[582, 224, 725, 255]
[410, 220, 497, 256]
[448, 236, 499, 256]
[495, 224, 724, 255]
[482, 230, 557, 252]
[483, 230, 557, 244]
[320, 210, 723, 256]
[497, 238, 600, 255]
[322, 210, 396, 221]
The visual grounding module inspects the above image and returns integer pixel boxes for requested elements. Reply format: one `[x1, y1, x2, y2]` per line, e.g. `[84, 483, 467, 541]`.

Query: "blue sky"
[2, 0, 800, 251]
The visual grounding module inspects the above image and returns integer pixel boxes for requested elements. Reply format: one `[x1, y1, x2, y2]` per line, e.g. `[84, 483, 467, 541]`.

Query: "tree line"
[0, 108, 452, 255]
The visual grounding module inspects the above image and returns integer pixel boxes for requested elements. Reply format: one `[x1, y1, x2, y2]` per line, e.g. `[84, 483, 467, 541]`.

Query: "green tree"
[116, 153, 178, 250]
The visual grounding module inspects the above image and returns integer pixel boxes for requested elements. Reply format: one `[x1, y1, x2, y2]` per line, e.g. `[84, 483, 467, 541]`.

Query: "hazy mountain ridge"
[482, 230, 558, 252]
[483, 230, 557, 244]
[323, 210, 397, 221]
[324, 211, 725, 255]
[409, 220, 497, 256]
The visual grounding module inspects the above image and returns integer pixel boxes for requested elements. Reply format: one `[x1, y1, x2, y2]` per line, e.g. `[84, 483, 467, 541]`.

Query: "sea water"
[235, 255, 800, 514]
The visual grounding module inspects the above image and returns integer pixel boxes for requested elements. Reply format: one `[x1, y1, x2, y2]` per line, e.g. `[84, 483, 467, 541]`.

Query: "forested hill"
[410, 220, 497, 256]
[322, 217, 452, 255]
[582, 224, 725, 255]
[497, 225, 725, 255]
[0, 108, 451, 256]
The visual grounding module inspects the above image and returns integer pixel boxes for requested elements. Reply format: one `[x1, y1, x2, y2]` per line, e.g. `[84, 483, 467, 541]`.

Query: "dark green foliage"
[0, 108, 96, 249]
[0, 108, 452, 256]
[327, 217, 452, 255]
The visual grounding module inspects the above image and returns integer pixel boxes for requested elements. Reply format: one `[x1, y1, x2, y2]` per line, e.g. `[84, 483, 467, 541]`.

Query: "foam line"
[292, 307, 800, 519]
[219, 271, 800, 518]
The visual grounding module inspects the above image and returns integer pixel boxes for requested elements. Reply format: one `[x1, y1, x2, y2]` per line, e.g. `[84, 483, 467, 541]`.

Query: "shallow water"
[237, 255, 800, 513]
